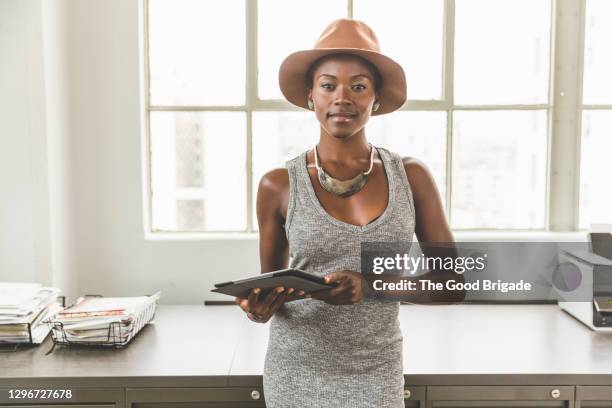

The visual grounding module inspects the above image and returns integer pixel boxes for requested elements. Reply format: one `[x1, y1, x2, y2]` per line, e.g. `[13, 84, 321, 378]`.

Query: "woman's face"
[308, 55, 379, 139]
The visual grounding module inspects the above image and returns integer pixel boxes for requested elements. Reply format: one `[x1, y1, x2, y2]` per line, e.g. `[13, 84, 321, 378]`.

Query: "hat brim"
[278, 48, 407, 116]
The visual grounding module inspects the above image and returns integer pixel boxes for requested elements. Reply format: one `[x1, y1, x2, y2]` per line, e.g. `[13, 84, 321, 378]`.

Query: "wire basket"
[47, 295, 157, 351]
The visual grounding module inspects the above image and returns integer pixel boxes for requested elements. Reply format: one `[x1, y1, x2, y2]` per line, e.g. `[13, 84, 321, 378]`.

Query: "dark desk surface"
[2, 304, 612, 387]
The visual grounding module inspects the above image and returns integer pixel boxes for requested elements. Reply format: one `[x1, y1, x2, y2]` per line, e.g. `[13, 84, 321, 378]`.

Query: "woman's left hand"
[309, 270, 365, 305]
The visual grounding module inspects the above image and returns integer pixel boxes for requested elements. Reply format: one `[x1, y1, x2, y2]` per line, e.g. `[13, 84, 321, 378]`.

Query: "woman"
[235, 19, 453, 407]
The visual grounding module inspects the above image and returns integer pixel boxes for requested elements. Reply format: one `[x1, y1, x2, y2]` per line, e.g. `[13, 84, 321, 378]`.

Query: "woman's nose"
[333, 85, 352, 104]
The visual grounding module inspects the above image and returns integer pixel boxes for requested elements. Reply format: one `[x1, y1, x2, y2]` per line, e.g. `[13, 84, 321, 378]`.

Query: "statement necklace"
[313, 144, 375, 197]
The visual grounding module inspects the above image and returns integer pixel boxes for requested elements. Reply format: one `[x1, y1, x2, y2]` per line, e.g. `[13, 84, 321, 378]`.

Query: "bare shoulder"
[259, 168, 289, 192]
[401, 156, 431, 174]
[400, 157, 441, 203]
[401, 157, 435, 185]
[257, 168, 290, 219]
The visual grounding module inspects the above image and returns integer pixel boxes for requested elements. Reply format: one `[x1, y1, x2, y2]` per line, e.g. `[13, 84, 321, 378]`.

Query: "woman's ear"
[307, 90, 315, 110]
[372, 92, 381, 113]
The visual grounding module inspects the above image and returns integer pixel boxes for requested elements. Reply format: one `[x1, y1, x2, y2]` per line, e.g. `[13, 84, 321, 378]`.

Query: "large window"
[144, 0, 606, 234]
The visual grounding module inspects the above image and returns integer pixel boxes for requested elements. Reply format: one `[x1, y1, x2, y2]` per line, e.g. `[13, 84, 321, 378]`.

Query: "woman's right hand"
[234, 286, 306, 323]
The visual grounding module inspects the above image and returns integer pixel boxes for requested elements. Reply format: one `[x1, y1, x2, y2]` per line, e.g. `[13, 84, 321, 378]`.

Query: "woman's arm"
[257, 168, 290, 272]
[403, 157, 466, 303]
[403, 157, 452, 243]
[234, 169, 306, 323]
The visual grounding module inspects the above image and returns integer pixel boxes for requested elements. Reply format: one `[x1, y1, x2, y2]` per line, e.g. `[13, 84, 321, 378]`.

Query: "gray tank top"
[263, 146, 416, 408]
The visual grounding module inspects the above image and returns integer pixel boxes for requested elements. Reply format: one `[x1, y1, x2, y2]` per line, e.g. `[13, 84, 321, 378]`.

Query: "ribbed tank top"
[263, 146, 416, 408]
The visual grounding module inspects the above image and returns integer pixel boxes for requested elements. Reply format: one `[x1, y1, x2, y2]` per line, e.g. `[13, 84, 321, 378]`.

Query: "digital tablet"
[211, 268, 335, 298]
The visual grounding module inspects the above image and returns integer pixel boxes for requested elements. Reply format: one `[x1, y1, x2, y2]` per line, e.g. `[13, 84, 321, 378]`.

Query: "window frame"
[141, 0, 589, 236]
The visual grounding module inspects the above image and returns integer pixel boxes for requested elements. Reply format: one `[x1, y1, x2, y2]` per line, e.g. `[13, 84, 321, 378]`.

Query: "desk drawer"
[427, 386, 575, 408]
[127, 388, 265, 408]
[576, 386, 612, 408]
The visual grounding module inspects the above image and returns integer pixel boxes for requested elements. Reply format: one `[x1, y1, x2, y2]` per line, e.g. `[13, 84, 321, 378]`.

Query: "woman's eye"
[320, 83, 366, 90]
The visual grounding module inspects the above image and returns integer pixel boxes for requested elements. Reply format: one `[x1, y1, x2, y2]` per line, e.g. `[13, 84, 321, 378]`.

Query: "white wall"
[0, 0, 49, 284]
[0, 0, 79, 301]
[66, 0, 258, 304]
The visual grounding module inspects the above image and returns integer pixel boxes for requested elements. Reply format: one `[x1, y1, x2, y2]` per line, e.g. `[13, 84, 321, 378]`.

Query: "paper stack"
[49, 291, 161, 345]
[0, 282, 63, 344]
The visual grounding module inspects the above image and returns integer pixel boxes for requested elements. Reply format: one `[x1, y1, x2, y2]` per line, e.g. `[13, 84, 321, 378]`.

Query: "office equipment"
[47, 291, 161, 350]
[589, 232, 612, 260]
[559, 233, 612, 331]
[212, 269, 334, 298]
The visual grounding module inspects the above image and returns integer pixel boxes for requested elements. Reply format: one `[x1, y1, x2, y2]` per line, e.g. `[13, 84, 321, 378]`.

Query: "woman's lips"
[329, 113, 356, 122]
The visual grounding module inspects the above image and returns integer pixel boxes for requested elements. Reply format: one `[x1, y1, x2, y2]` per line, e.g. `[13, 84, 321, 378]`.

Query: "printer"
[559, 232, 612, 331]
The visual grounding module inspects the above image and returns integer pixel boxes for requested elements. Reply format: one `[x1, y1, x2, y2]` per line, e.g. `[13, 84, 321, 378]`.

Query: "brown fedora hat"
[278, 18, 407, 116]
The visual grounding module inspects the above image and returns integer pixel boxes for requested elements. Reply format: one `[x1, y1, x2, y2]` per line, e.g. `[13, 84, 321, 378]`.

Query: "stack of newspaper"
[0, 282, 63, 344]
[49, 291, 161, 344]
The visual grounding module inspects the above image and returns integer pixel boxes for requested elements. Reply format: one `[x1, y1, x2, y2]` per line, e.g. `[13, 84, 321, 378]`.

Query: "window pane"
[354, 0, 444, 100]
[258, 0, 347, 100]
[452, 111, 547, 229]
[151, 112, 246, 231]
[148, 0, 245, 106]
[454, 0, 551, 105]
[579, 110, 612, 228]
[368, 111, 447, 203]
[252, 112, 319, 229]
[583, 0, 612, 104]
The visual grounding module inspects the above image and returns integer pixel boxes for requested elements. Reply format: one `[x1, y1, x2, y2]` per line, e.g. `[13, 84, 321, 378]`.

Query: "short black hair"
[305, 53, 382, 93]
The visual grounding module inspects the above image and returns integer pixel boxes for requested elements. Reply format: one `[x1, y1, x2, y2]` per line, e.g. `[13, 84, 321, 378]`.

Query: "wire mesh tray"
[46, 294, 158, 352]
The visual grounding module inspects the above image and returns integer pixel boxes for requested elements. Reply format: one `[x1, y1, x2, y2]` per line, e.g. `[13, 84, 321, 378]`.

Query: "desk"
[1, 304, 612, 407]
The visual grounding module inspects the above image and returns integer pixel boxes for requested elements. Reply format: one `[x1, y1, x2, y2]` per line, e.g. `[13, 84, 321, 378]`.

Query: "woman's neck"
[316, 130, 370, 165]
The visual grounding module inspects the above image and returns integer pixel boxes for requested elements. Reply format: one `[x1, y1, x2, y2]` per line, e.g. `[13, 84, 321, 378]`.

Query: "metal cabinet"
[576, 386, 612, 408]
[0, 388, 123, 408]
[10, 384, 610, 407]
[126, 386, 426, 407]
[426, 386, 575, 408]
[126, 388, 266, 408]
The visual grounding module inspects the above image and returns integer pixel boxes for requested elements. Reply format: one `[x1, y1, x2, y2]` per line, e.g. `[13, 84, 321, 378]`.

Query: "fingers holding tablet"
[235, 286, 292, 323]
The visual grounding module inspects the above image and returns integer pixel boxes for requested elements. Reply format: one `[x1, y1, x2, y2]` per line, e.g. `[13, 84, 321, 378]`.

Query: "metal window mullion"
[573, 0, 587, 230]
[249, 99, 453, 111]
[452, 104, 551, 110]
[149, 105, 247, 111]
[443, 0, 455, 226]
[544, 0, 557, 231]
[245, 0, 258, 233]
[347, 0, 353, 18]
[548, 0, 586, 231]
[582, 104, 612, 110]
[545, 102, 553, 230]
